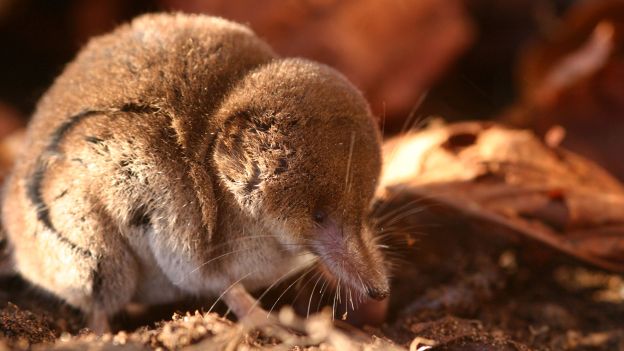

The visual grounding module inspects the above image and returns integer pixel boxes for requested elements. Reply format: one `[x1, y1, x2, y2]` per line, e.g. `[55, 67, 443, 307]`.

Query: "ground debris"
[17, 308, 405, 351]
[404, 316, 530, 351]
[0, 302, 57, 349]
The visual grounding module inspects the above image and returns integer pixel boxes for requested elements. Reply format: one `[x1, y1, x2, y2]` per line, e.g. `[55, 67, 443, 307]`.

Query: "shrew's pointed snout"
[312, 220, 390, 301]
[361, 259, 390, 300]
[368, 285, 390, 300]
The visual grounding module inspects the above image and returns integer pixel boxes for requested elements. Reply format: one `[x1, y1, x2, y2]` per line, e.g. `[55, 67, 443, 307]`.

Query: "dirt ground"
[1, 207, 622, 351]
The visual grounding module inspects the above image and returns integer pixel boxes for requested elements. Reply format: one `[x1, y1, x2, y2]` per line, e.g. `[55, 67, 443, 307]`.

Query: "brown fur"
[1, 13, 388, 328]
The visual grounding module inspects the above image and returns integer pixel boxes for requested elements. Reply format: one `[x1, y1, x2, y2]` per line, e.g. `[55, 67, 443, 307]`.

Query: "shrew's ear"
[213, 115, 265, 213]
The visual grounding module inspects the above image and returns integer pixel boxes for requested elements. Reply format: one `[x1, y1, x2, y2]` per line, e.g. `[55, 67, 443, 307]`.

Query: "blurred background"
[0, 0, 622, 177]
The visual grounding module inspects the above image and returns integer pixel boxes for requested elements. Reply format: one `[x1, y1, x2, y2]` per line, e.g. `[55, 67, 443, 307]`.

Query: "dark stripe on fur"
[25, 103, 158, 298]
[0, 233, 7, 254]
[26, 110, 104, 258]
[128, 204, 151, 227]
[26, 104, 157, 258]
[92, 262, 104, 301]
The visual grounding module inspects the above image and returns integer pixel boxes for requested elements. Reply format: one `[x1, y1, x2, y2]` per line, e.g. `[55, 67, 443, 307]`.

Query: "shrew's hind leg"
[72, 205, 139, 333]
[35, 176, 139, 333]
[29, 115, 144, 332]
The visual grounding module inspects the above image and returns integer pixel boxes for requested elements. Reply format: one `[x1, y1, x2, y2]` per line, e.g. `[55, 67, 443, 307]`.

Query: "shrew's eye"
[313, 210, 327, 224]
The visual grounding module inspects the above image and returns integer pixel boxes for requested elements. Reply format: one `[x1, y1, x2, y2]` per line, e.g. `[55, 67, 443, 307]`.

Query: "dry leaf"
[381, 121, 624, 272]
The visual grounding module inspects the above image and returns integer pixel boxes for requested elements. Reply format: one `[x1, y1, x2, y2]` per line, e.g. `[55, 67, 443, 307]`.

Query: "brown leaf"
[380, 121, 624, 272]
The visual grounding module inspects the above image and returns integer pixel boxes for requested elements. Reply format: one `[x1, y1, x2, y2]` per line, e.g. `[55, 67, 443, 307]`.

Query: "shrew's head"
[213, 58, 388, 300]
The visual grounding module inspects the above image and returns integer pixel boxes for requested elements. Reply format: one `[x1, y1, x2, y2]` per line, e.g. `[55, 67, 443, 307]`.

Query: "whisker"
[223, 306, 232, 319]
[179, 237, 315, 284]
[373, 197, 431, 222]
[186, 247, 252, 276]
[377, 224, 428, 235]
[201, 246, 312, 315]
[399, 94, 426, 135]
[183, 242, 307, 285]
[382, 91, 430, 172]
[207, 234, 315, 252]
[372, 198, 429, 229]
[208, 271, 254, 313]
[316, 279, 330, 313]
[345, 131, 356, 194]
[307, 273, 324, 318]
[342, 284, 348, 318]
[332, 282, 337, 320]
[356, 272, 366, 298]
[291, 268, 322, 307]
[348, 286, 355, 310]
[377, 213, 427, 234]
[267, 262, 318, 316]
[380, 201, 432, 223]
[376, 177, 449, 209]
[248, 256, 317, 316]
[335, 277, 340, 306]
